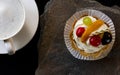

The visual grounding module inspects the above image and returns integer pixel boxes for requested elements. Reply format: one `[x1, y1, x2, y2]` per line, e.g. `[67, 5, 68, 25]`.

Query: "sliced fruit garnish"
[81, 20, 104, 42]
[90, 35, 101, 47]
[102, 32, 112, 45]
[76, 27, 85, 37]
[83, 16, 92, 26]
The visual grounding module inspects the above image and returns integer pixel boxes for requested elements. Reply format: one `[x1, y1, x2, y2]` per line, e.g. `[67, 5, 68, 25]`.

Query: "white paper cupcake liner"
[64, 9, 115, 60]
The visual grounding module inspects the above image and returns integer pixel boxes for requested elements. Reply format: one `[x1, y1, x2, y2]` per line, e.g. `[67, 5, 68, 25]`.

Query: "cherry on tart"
[90, 35, 101, 47]
[76, 27, 85, 37]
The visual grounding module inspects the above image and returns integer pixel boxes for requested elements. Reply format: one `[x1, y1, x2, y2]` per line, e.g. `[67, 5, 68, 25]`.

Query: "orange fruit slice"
[81, 20, 104, 42]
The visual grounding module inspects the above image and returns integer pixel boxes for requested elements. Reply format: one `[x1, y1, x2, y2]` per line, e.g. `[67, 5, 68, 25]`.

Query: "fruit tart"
[64, 9, 115, 60]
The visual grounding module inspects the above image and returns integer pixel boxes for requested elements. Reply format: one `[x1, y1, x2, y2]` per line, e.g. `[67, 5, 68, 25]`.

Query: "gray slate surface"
[36, 0, 120, 75]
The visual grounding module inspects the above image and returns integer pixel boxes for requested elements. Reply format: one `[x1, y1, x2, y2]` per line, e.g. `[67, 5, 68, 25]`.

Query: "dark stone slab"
[36, 0, 120, 75]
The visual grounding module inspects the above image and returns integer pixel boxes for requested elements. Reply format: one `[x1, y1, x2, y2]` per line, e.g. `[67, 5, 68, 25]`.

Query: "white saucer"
[0, 0, 39, 54]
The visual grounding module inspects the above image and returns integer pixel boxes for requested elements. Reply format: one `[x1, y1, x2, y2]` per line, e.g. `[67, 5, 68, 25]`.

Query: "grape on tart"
[69, 15, 112, 58]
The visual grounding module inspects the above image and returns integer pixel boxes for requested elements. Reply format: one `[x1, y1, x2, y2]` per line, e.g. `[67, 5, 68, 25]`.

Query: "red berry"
[76, 27, 85, 37]
[90, 35, 101, 47]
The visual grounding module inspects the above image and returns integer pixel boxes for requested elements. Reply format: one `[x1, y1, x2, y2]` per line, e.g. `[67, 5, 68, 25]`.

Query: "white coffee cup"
[0, 0, 25, 55]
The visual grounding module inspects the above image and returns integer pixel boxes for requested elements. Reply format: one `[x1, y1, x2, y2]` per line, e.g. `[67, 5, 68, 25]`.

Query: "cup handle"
[4, 38, 15, 55]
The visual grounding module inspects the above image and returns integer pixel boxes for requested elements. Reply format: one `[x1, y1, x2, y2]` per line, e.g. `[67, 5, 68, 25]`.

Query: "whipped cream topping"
[73, 16, 109, 53]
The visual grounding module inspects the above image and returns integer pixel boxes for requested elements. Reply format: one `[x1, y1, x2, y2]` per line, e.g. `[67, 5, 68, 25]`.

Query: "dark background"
[0, 0, 119, 75]
[0, 0, 49, 75]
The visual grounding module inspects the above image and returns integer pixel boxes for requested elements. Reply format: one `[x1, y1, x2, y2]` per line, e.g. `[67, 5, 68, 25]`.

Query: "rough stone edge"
[36, 0, 120, 75]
